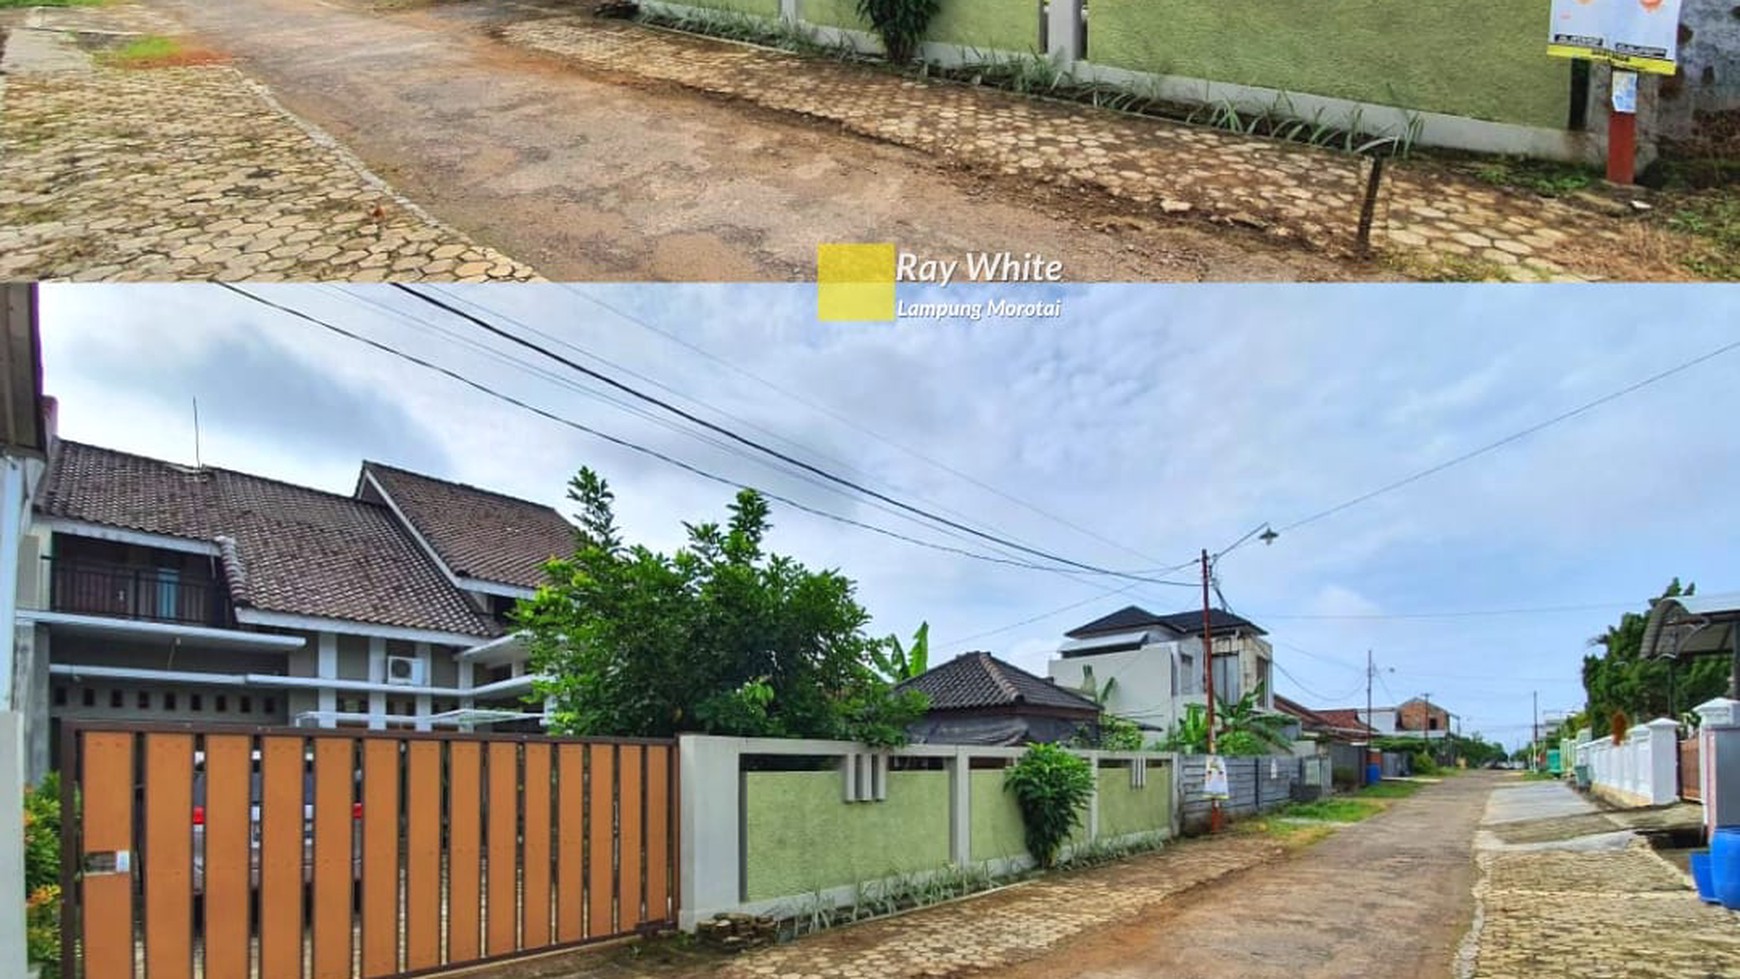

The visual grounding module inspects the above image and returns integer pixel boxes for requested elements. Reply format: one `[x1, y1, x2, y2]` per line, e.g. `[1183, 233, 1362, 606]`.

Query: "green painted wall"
[801, 0, 1037, 52]
[801, 0, 870, 32]
[969, 769, 1029, 863]
[1087, 0, 1572, 129]
[671, 0, 783, 20]
[1096, 764, 1172, 839]
[744, 771, 951, 901]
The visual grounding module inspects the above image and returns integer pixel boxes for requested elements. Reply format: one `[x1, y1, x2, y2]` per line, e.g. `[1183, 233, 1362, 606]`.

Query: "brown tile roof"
[898, 652, 1100, 714]
[360, 462, 572, 590]
[38, 441, 499, 638]
[1312, 708, 1380, 735]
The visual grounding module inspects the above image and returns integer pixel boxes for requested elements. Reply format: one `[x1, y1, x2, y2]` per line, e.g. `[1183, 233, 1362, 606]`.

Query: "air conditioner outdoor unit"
[385, 655, 425, 686]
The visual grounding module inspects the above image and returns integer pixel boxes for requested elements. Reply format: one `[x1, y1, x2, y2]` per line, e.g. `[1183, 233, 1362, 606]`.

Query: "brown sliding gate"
[1680, 737, 1702, 802]
[60, 722, 678, 979]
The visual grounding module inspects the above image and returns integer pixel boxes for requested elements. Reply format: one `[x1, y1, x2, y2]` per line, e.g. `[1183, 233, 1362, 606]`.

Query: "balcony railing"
[47, 558, 232, 628]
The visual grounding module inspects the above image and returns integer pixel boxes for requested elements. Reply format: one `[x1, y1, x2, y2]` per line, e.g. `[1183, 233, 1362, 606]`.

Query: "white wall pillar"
[367, 637, 387, 731]
[678, 735, 744, 930]
[1046, 0, 1082, 63]
[316, 632, 338, 729]
[778, 0, 798, 23]
[1, 458, 27, 709]
[1644, 718, 1679, 806]
[413, 642, 432, 732]
[0, 711, 26, 979]
[948, 747, 971, 866]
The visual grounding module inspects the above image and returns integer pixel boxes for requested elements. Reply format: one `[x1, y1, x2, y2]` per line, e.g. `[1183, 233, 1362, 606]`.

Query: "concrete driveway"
[143, 0, 1370, 281]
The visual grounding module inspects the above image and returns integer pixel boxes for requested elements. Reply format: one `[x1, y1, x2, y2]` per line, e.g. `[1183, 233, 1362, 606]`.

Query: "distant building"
[899, 651, 1101, 746]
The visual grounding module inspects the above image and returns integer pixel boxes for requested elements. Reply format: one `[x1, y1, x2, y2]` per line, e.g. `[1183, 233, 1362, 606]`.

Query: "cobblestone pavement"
[0, 4, 537, 282]
[714, 833, 1279, 979]
[501, 18, 1706, 283]
[1462, 780, 1739, 979]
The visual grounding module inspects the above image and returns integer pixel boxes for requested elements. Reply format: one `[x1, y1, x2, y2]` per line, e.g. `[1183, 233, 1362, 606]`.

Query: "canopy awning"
[1640, 590, 1740, 661]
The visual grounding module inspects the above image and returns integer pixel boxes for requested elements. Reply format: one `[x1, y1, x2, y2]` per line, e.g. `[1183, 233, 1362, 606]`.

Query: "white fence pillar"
[948, 747, 971, 866]
[779, 0, 798, 23]
[678, 735, 744, 930]
[1045, 0, 1082, 63]
[1644, 718, 1679, 806]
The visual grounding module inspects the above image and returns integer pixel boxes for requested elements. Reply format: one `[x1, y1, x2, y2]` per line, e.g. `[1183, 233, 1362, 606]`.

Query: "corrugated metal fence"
[1177, 755, 1304, 834]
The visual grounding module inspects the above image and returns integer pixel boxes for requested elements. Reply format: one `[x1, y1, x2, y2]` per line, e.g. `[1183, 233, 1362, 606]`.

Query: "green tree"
[1069, 666, 1145, 751]
[1581, 579, 1727, 736]
[518, 469, 927, 746]
[871, 622, 930, 683]
[1003, 743, 1095, 868]
[1159, 685, 1292, 756]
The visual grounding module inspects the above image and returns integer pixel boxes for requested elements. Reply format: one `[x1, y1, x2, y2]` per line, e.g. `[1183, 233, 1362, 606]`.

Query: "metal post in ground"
[1201, 548, 1221, 833]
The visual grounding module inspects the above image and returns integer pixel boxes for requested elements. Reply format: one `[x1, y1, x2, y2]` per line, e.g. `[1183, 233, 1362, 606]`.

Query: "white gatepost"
[1696, 698, 1740, 837]
[1643, 718, 1680, 806]
[1045, 0, 1082, 64]
[678, 735, 744, 930]
[779, 0, 798, 23]
[948, 746, 971, 867]
[0, 711, 26, 979]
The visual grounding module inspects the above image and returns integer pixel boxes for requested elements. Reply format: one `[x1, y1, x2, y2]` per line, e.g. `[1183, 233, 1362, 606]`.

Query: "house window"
[137, 691, 150, 710]
[82, 688, 95, 708]
[110, 690, 123, 709]
[164, 692, 177, 710]
[240, 696, 253, 714]
[262, 697, 275, 715]
[190, 694, 203, 712]
[216, 695, 228, 713]
[1429, 716, 1439, 730]
[53, 686, 67, 707]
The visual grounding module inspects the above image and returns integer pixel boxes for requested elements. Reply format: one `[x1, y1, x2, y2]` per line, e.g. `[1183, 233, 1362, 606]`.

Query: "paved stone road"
[717, 833, 1279, 979]
[1462, 780, 1739, 979]
[0, 5, 537, 282]
[502, 19, 1707, 284]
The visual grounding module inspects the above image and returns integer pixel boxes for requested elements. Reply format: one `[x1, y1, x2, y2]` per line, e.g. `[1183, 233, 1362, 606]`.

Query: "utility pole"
[1532, 691, 1540, 772]
[1365, 650, 1377, 786]
[1201, 548, 1221, 833]
[1420, 692, 1431, 746]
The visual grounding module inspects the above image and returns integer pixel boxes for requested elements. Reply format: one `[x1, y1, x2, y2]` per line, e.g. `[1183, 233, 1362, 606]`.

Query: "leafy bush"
[854, 0, 940, 64]
[1004, 744, 1095, 868]
[1412, 751, 1440, 776]
[23, 774, 62, 971]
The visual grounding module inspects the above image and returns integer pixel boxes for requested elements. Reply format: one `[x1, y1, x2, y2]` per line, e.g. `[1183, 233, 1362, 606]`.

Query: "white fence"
[1574, 717, 1680, 808]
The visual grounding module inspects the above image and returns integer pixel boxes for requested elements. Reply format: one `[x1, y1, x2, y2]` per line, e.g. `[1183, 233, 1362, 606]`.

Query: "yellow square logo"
[817, 243, 896, 322]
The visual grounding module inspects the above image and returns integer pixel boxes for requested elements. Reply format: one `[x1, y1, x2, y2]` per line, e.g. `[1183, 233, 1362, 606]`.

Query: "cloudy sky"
[37, 283, 1740, 747]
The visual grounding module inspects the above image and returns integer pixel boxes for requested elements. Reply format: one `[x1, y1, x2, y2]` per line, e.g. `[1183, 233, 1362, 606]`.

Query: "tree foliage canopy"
[1581, 579, 1727, 736]
[1159, 685, 1292, 756]
[519, 469, 927, 745]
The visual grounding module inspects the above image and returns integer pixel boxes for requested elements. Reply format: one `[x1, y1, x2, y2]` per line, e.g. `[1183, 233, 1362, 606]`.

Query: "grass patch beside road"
[97, 34, 228, 68]
[1276, 798, 1385, 823]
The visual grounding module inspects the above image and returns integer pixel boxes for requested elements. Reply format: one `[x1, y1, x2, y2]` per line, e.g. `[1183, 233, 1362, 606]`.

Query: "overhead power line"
[1253, 601, 1637, 621]
[566, 283, 1195, 574]
[221, 286, 1169, 583]
[396, 285, 1192, 588]
[1279, 335, 1740, 534]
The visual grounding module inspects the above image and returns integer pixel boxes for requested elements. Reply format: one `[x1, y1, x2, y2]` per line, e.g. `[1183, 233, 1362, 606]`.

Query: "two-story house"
[1045, 605, 1276, 736]
[9, 409, 574, 779]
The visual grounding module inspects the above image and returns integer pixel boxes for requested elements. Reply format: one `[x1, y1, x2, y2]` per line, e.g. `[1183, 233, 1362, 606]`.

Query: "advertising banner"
[1548, 0, 1681, 75]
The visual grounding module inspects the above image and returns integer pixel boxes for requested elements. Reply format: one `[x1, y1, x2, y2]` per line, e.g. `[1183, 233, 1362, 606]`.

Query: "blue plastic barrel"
[1711, 828, 1740, 910]
[1365, 762, 1382, 786]
[1690, 850, 1719, 904]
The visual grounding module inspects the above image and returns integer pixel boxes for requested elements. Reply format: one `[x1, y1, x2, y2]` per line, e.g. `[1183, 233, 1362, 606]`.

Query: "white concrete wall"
[0, 711, 26, 979]
[1576, 717, 1680, 807]
[1047, 638, 1201, 735]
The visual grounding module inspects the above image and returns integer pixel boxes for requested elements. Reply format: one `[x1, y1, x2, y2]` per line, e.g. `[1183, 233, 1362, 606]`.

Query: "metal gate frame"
[59, 720, 679, 979]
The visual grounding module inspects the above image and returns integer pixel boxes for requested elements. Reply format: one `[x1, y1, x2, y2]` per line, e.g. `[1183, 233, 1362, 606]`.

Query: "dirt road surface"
[145, 0, 1377, 282]
[995, 774, 1499, 979]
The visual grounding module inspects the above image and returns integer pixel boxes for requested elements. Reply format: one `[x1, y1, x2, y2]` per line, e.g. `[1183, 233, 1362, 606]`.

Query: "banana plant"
[872, 622, 930, 683]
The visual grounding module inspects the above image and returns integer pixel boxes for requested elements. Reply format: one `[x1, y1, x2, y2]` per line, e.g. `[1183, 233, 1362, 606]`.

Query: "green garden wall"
[744, 770, 951, 901]
[1096, 764, 1172, 838]
[968, 769, 1028, 863]
[673, 0, 783, 20]
[1086, 0, 1572, 130]
[801, 0, 1038, 52]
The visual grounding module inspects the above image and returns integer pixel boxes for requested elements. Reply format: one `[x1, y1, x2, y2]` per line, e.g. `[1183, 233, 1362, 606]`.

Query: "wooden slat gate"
[59, 722, 678, 979]
[1680, 737, 1702, 802]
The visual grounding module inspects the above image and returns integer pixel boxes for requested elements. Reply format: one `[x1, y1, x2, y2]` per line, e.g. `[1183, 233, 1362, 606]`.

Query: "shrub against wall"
[1086, 0, 1573, 129]
[24, 773, 62, 974]
[1004, 743, 1095, 868]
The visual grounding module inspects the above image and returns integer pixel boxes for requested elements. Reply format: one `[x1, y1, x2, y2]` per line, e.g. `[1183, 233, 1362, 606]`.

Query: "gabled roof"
[39, 441, 500, 638]
[1274, 694, 1338, 730]
[898, 652, 1100, 713]
[359, 462, 573, 590]
[1065, 604, 1267, 639]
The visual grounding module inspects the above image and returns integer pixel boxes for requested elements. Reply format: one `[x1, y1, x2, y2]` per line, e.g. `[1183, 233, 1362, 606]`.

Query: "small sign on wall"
[1547, 0, 1683, 75]
[1203, 755, 1229, 799]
